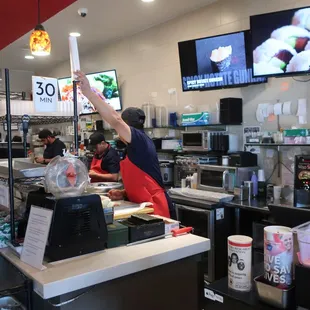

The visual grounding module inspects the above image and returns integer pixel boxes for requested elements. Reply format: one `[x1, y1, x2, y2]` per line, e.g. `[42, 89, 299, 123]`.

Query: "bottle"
[251, 171, 258, 198]
[257, 169, 266, 199]
[258, 181, 267, 199]
[186, 175, 192, 188]
[191, 173, 198, 189]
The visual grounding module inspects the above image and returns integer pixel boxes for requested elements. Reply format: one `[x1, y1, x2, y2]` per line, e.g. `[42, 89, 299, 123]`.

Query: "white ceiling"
[0, 0, 216, 72]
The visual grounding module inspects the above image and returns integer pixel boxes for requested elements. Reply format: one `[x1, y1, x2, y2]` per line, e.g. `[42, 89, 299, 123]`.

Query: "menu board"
[58, 70, 122, 114]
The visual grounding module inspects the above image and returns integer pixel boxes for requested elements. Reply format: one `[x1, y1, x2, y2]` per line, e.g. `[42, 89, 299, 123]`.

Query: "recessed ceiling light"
[70, 32, 81, 37]
[141, 0, 154, 2]
[25, 55, 35, 59]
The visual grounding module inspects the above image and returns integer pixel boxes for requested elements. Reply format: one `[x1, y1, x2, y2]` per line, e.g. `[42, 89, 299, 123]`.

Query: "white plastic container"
[228, 235, 253, 292]
[142, 103, 155, 128]
[222, 156, 229, 166]
[191, 173, 198, 189]
[264, 226, 293, 288]
[155, 106, 168, 127]
[293, 221, 310, 267]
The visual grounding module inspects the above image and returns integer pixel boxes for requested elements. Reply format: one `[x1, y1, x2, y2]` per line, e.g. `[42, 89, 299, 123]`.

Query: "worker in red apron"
[88, 132, 120, 183]
[75, 71, 175, 218]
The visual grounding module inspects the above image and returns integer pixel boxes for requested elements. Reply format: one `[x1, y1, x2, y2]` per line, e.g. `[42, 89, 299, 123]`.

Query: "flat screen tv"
[251, 6, 310, 78]
[178, 30, 267, 92]
[58, 69, 122, 114]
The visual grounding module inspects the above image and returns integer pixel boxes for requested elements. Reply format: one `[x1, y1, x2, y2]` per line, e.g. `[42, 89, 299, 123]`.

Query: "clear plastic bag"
[44, 156, 89, 199]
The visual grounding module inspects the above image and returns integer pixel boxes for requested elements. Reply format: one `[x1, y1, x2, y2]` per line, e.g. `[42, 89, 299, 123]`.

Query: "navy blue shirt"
[125, 127, 175, 218]
[43, 138, 66, 159]
[94, 145, 120, 174]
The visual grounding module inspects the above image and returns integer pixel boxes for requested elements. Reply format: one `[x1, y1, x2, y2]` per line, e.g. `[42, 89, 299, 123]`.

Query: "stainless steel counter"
[0, 158, 45, 180]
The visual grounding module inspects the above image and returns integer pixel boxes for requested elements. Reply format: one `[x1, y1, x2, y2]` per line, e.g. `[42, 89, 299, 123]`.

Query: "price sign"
[32, 76, 58, 113]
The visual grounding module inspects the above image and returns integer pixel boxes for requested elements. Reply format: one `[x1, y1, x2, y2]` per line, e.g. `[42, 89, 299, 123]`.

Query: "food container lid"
[264, 226, 292, 234]
[228, 235, 253, 246]
[293, 221, 310, 234]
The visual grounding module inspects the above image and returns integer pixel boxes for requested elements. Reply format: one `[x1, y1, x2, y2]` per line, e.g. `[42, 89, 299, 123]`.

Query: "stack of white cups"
[258, 169, 265, 182]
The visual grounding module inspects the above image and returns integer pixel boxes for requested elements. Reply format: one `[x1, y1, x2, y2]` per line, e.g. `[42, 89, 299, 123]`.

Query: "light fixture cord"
[37, 0, 41, 24]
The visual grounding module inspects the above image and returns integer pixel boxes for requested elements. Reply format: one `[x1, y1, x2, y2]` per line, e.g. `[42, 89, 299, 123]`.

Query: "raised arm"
[75, 71, 132, 143]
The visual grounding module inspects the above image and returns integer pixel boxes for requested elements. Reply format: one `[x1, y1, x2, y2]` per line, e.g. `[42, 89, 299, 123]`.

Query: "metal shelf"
[0, 115, 74, 125]
[145, 124, 230, 130]
[245, 143, 310, 147]
[0, 176, 43, 186]
[0, 91, 23, 100]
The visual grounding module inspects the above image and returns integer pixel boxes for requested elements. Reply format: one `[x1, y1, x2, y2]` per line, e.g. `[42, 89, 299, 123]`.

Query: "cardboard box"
[283, 129, 308, 137]
[181, 112, 209, 126]
[151, 215, 180, 235]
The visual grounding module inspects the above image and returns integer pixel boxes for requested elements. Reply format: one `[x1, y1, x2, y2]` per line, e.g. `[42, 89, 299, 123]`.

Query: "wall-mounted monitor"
[251, 6, 310, 78]
[58, 69, 122, 115]
[178, 30, 267, 92]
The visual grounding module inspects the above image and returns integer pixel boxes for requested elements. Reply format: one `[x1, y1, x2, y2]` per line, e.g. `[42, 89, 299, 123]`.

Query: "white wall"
[0, 69, 34, 92]
[41, 0, 310, 131]
[40, 0, 310, 188]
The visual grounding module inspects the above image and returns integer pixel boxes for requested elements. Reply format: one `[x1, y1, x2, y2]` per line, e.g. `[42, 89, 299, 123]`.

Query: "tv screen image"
[58, 70, 122, 114]
[87, 71, 121, 111]
[251, 7, 310, 77]
[178, 31, 266, 92]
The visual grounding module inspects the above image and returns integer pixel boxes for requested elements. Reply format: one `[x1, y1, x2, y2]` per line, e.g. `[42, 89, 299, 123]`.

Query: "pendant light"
[29, 0, 51, 56]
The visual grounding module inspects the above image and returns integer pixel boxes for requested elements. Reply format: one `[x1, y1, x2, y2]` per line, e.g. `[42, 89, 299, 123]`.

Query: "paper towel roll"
[283, 102, 291, 116]
[69, 36, 80, 80]
[274, 103, 282, 116]
[297, 98, 307, 116]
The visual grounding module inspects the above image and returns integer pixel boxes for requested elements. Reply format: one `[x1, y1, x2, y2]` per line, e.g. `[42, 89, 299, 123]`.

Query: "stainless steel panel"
[86, 182, 123, 194]
[254, 276, 295, 309]
[0, 158, 45, 179]
[175, 203, 215, 282]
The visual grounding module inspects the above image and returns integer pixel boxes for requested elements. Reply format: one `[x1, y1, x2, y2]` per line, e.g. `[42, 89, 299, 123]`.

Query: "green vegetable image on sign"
[93, 74, 119, 99]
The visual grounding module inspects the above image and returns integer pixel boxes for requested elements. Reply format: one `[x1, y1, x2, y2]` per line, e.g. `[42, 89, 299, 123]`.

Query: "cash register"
[20, 156, 108, 262]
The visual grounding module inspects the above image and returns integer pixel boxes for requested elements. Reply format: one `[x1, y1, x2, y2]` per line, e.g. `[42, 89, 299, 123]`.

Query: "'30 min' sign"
[32, 76, 58, 113]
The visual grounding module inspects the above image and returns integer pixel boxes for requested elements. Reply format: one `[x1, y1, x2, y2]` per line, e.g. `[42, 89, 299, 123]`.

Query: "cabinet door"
[175, 204, 215, 282]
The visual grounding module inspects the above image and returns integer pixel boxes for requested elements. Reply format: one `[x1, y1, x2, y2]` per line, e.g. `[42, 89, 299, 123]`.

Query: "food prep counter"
[1, 234, 210, 310]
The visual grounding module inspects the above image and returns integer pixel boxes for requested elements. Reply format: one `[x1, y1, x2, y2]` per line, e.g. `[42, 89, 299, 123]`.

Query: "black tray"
[120, 219, 165, 243]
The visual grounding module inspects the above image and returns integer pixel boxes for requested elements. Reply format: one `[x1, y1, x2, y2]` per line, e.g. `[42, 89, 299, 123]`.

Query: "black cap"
[38, 129, 54, 139]
[88, 132, 106, 151]
[121, 108, 145, 129]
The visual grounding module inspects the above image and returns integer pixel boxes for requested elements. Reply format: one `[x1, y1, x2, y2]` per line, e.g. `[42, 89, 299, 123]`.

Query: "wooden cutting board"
[114, 207, 154, 220]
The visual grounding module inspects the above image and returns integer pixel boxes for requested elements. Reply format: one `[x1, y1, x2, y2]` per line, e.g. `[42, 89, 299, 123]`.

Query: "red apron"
[90, 155, 108, 183]
[120, 156, 170, 218]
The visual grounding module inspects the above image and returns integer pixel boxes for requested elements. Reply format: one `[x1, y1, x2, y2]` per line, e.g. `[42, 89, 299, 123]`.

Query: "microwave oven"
[181, 131, 228, 152]
[197, 165, 258, 193]
[181, 131, 209, 151]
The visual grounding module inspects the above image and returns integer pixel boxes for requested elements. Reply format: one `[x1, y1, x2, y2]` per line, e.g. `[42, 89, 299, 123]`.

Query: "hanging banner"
[32, 76, 58, 113]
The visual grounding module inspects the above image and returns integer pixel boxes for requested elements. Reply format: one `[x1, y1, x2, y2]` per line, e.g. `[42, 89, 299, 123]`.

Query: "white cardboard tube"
[69, 36, 80, 80]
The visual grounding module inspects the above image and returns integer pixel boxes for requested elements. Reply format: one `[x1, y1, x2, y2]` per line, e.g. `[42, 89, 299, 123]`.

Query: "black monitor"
[58, 69, 122, 115]
[251, 6, 310, 78]
[178, 30, 267, 92]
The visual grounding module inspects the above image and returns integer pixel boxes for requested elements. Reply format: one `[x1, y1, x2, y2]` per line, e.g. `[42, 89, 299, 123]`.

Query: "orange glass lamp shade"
[29, 24, 51, 56]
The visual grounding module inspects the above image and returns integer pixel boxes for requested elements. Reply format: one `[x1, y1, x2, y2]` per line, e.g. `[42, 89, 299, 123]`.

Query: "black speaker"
[219, 97, 243, 125]
[96, 120, 104, 131]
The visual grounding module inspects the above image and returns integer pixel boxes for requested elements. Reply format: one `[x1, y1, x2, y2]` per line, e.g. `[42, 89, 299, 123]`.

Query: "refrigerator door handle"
[176, 204, 211, 213]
